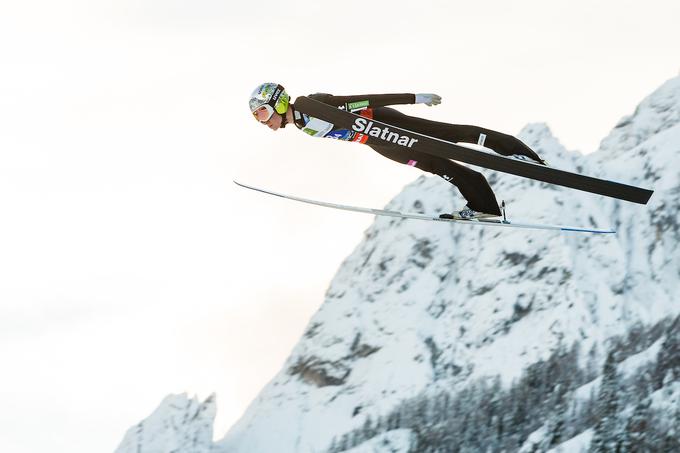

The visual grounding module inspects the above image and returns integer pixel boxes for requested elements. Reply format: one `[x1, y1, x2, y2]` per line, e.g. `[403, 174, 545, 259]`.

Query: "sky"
[0, 1, 678, 452]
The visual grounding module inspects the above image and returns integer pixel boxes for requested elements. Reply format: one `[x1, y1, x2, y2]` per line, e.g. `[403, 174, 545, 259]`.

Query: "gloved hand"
[415, 93, 442, 106]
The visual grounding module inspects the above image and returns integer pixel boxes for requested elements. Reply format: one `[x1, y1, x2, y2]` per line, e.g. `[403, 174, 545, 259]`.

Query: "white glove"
[415, 93, 442, 106]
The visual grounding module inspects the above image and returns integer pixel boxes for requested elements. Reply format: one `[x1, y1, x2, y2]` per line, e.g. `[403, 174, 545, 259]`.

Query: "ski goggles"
[252, 105, 275, 123]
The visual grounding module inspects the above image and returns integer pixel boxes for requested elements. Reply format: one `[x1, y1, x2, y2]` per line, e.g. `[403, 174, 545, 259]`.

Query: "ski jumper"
[292, 93, 542, 216]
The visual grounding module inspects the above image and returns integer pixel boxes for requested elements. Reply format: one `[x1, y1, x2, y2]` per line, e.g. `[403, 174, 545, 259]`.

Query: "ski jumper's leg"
[372, 107, 542, 162]
[368, 144, 502, 216]
[368, 107, 501, 215]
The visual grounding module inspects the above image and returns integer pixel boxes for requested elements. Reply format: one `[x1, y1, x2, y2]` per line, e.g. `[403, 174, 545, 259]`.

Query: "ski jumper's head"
[249, 83, 292, 131]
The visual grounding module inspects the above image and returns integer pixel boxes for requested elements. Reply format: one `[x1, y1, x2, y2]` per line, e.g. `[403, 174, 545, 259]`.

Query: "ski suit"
[291, 93, 542, 216]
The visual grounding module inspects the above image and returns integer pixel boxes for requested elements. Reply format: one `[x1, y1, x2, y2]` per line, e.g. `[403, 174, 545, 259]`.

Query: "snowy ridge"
[119, 76, 680, 453]
[599, 76, 680, 156]
[114, 393, 215, 453]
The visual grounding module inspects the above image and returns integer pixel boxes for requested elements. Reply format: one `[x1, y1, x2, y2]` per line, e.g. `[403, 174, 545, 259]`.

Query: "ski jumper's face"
[252, 104, 283, 131]
[260, 112, 282, 131]
[263, 112, 283, 131]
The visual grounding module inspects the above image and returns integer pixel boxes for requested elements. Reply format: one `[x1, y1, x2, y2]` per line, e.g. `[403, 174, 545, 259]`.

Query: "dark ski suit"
[292, 93, 543, 216]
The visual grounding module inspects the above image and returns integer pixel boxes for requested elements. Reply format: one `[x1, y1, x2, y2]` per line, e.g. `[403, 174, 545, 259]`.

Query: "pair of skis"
[233, 181, 616, 234]
[237, 97, 654, 234]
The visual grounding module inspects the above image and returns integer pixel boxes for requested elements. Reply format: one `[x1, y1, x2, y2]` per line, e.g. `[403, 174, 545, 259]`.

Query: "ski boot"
[439, 206, 499, 221]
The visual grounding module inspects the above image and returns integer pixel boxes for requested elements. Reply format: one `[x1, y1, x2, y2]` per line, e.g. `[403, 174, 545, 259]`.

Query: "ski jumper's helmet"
[249, 83, 290, 122]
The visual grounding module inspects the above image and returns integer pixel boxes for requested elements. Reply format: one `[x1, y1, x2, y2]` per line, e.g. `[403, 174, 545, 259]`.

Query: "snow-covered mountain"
[116, 76, 680, 453]
[115, 394, 216, 453]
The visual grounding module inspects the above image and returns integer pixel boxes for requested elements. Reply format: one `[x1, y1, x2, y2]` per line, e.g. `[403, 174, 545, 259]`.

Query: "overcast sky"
[0, 1, 678, 452]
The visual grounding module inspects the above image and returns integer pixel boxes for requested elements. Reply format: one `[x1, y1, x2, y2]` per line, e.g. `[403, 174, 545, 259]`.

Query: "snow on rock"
[650, 380, 680, 414]
[518, 425, 548, 453]
[114, 393, 216, 453]
[548, 429, 593, 453]
[519, 122, 582, 170]
[599, 76, 680, 156]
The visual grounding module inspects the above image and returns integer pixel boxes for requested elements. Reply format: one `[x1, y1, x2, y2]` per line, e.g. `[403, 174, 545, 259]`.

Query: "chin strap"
[279, 107, 291, 128]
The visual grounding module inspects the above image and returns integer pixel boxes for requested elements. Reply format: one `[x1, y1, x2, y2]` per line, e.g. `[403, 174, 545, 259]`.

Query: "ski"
[234, 180, 616, 234]
[294, 96, 654, 205]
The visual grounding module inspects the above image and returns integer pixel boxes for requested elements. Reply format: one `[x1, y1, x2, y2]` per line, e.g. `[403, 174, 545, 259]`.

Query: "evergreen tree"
[430, 391, 449, 424]
[589, 350, 621, 453]
[336, 433, 350, 452]
[361, 416, 375, 443]
[654, 315, 680, 389]
[620, 398, 650, 453]
[542, 386, 570, 449]
[661, 406, 680, 452]
[328, 436, 338, 453]
[415, 395, 431, 425]
[387, 410, 401, 430]
[586, 343, 600, 382]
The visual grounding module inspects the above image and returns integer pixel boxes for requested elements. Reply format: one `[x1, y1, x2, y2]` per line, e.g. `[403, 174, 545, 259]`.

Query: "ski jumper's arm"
[308, 93, 416, 111]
